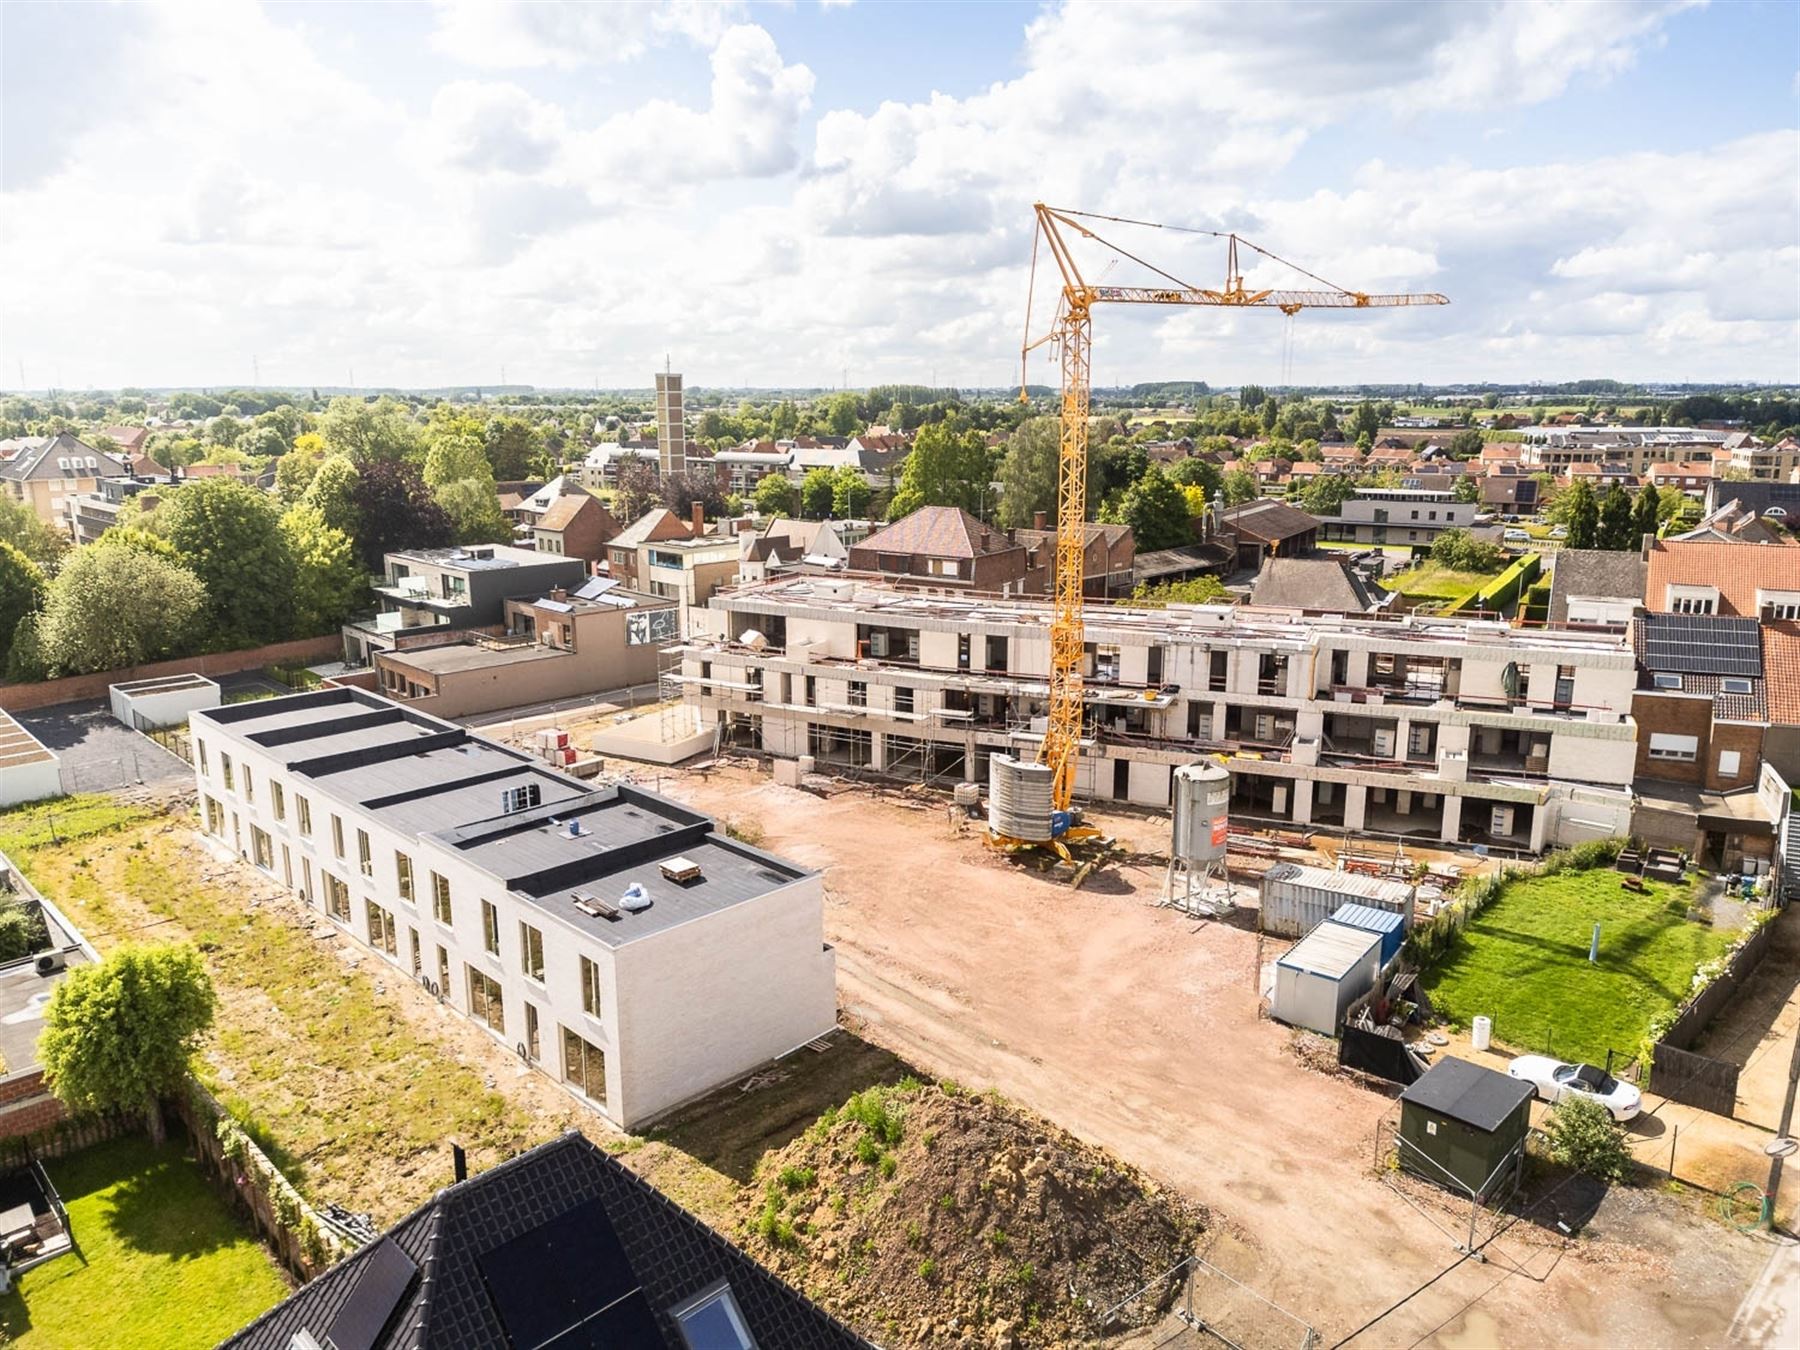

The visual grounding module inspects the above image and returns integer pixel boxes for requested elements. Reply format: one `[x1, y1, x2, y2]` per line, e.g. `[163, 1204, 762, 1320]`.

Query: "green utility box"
[1398, 1057, 1534, 1199]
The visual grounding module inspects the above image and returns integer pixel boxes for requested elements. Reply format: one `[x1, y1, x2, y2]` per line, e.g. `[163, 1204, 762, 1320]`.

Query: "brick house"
[847, 506, 1029, 592]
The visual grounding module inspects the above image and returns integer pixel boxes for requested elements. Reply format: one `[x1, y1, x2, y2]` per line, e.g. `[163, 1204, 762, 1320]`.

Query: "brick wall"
[0, 1072, 67, 1141]
[1707, 722, 1766, 793]
[1631, 690, 1713, 786]
[0, 635, 345, 712]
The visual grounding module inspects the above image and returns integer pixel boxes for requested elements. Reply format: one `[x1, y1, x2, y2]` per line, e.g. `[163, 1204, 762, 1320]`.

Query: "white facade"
[109, 673, 221, 730]
[190, 689, 836, 1130]
[0, 712, 60, 808]
[681, 579, 1643, 854]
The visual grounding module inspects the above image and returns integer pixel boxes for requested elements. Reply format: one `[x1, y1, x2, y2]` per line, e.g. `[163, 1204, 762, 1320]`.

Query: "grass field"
[1381, 562, 1503, 603]
[1421, 868, 1735, 1066]
[0, 799, 559, 1225]
[0, 1136, 288, 1348]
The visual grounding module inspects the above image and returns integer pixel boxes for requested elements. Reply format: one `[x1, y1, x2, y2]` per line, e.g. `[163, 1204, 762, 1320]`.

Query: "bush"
[1541, 1094, 1632, 1183]
[0, 901, 48, 961]
[1430, 528, 1505, 573]
[778, 1165, 816, 1192]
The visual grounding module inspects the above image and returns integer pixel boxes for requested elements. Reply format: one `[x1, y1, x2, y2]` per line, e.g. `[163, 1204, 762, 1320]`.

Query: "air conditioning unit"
[1490, 806, 1516, 837]
[36, 950, 66, 976]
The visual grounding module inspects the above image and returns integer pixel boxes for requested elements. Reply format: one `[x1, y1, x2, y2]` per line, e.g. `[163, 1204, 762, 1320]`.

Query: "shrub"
[918, 1258, 938, 1281]
[0, 901, 49, 962]
[1541, 1094, 1631, 1183]
[854, 1135, 882, 1166]
[1430, 528, 1505, 573]
[879, 1152, 898, 1178]
[778, 1165, 816, 1192]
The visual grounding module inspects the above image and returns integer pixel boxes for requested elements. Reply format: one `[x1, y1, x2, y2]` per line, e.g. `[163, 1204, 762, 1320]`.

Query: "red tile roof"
[1645, 540, 1800, 616]
[1761, 622, 1800, 725]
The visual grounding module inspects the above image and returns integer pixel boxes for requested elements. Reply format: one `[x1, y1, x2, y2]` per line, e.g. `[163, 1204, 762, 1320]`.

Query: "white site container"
[1472, 1016, 1493, 1052]
[1271, 921, 1384, 1037]
[1259, 862, 1415, 939]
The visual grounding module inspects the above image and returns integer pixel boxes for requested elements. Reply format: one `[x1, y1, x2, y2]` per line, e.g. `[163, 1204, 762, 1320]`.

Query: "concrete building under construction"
[678, 577, 1642, 853]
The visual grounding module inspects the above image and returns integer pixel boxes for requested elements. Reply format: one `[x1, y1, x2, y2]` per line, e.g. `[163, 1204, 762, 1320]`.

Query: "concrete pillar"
[1397, 790, 1413, 816]
[1346, 650, 1371, 689]
[1396, 717, 1413, 759]
[1529, 800, 1550, 853]
[1271, 783, 1289, 816]
[963, 733, 977, 781]
[1440, 795, 1463, 844]
[870, 732, 886, 772]
[1291, 779, 1312, 825]
[1211, 705, 1228, 740]
[1344, 784, 1368, 831]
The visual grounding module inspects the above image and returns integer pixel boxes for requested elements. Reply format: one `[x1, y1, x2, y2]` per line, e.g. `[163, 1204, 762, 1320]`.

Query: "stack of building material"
[534, 727, 577, 767]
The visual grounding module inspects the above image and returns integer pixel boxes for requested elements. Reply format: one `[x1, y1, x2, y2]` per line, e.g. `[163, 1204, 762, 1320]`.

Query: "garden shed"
[1271, 920, 1383, 1036]
[1398, 1056, 1534, 1199]
[109, 673, 221, 731]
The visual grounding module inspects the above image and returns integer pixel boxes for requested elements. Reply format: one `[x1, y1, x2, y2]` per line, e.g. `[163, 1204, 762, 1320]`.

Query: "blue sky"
[3, 0, 1796, 390]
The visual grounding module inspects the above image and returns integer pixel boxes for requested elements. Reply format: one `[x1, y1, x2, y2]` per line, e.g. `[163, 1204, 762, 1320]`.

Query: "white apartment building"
[190, 688, 836, 1130]
[680, 578, 1642, 853]
[1316, 488, 1477, 546]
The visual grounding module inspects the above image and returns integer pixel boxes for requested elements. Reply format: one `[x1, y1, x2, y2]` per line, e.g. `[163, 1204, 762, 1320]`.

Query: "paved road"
[1732, 1233, 1800, 1344]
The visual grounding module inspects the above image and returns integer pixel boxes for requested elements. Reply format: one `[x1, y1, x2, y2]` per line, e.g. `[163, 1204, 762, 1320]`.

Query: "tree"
[1564, 480, 1599, 549]
[319, 396, 423, 465]
[1349, 402, 1381, 442]
[614, 460, 661, 523]
[832, 465, 872, 519]
[1631, 486, 1660, 544]
[1597, 483, 1634, 551]
[484, 415, 542, 480]
[753, 473, 797, 518]
[1165, 455, 1222, 500]
[39, 943, 216, 1144]
[1541, 1093, 1631, 1183]
[157, 478, 296, 645]
[0, 542, 46, 673]
[1301, 473, 1357, 516]
[770, 400, 799, 440]
[424, 432, 508, 544]
[281, 504, 366, 634]
[1221, 468, 1258, 506]
[301, 455, 362, 540]
[995, 416, 1062, 529]
[1430, 528, 1504, 572]
[658, 469, 725, 524]
[234, 425, 286, 462]
[206, 414, 244, 448]
[1131, 575, 1229, 606]
[1449, 428, 1484, 458]
[1115, 466, 1193, 551]
[0, 494, 67, 570]
[800, 468, 835, 519]
[1453, 476, 1480, 504]
[887, 423, 989, 519]
[350, 461, 453, 571]
[275, 432, 329, 502]
[37, 544, 207, 674]
[0, 900, 47, 962]
[823, 393, 861, 437]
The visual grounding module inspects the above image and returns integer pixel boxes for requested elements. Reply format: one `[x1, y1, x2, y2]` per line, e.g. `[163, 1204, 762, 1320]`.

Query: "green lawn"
[0, 1136, 288, 1348]
[1421, 868, 1735, 1066]
[1381, 561, 1502, 602]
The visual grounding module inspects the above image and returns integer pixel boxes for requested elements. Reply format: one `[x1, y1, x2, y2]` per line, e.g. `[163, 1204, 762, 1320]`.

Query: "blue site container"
[1329, 902, 1406, 966]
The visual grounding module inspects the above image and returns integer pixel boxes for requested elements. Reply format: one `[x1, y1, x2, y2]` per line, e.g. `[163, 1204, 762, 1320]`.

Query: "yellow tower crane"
[1020, 203, 1449, 825]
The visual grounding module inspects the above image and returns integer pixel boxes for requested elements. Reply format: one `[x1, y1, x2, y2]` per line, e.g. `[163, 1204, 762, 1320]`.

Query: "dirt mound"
[742, 1080, 1203, 1347]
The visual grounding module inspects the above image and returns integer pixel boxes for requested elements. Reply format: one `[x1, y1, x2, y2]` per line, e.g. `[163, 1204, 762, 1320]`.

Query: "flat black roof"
[193, 690, 811, 946]
[1401, 1056, 1535, 1133]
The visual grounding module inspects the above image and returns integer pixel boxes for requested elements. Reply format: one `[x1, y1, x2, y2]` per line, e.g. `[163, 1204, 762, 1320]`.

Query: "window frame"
[396, 853, 415, 904]
[669, 1281, 755, 1350]
[519, 922, 545, 982]
[481, 899, 501, 956]
[431, 872, 453, 926]
[580, 955, 603, 1019]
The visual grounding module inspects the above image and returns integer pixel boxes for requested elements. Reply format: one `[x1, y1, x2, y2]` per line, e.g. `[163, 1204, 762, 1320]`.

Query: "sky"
[2, 0, 1797, 392]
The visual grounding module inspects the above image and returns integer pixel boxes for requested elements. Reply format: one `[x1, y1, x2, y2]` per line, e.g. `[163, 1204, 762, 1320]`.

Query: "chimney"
[451, 1142, 468, 1183]
[549, 587, 567, 603]
[736, 518, 757, 535]
[979, 529, 991, 553]
[1033, 510, 1048, 531]
[691, 501, 705, 537]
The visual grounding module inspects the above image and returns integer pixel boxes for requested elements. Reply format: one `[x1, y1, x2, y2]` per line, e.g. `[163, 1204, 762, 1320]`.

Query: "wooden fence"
[1659, 917, 1776, 1051]
[1646, 914, 1776, 1115]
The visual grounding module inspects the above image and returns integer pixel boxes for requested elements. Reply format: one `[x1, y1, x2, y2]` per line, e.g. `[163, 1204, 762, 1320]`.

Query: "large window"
[366, 901, 397, 957]
[357, 829, 373, 878]
[468, 967, 505, 1034]
[396, 853, 415, 903]
[271, 782, 285, 822]
[197, 740, 208, 775]
[204, 796, 225, 837]
[431, 872, 453, 925]
[296, 795, 312, 836]
[331, 814, 345, 859]
[221, 753, 234, 791]
[242, 767, 254, 804]
[1648, 733, 1699, 763]
[323, 873, 352, 923]
[561, 1026, 606, 1104]
[520, 922, 544, 982]
[482, 900, 500, 956]
[580, 955, 603, 1018]
[249, 826, 273, 871]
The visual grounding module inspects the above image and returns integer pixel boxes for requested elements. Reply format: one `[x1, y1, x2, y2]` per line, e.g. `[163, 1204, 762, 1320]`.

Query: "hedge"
[1442, 552, 1541, 617]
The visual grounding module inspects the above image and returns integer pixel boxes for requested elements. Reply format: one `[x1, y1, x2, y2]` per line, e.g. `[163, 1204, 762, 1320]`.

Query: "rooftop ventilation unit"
[619, 883, 652, 911]
[659, 857, 701, 884]
[565, 819, 584, 838]
[571, 890, 621, 921]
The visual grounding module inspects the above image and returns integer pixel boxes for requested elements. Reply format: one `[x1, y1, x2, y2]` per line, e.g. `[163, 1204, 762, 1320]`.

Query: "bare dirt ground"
[656, 763, 1770, 1348]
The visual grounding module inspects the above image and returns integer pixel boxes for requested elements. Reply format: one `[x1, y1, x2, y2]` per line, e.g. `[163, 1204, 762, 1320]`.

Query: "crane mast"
[1022, 204, 1448, 822]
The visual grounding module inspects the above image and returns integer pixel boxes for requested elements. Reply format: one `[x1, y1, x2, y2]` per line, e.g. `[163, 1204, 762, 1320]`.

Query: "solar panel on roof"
[320, 1237, 418, 1350]
[476, 1197, 641, 1350]
[1640, 613, 1763, 677]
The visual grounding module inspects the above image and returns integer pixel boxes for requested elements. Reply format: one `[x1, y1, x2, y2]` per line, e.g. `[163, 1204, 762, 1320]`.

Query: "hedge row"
[1443, 552, 1541, 617]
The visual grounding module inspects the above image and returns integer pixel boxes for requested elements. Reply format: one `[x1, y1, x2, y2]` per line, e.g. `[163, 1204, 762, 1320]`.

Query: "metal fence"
[1095, 1252, 1319, 1350]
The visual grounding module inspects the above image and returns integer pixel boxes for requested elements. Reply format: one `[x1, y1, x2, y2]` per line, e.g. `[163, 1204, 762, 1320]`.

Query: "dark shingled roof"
[1548, 549, 1649, 625]
[1220, 497, 1320, 544]
[1401, 1057, 1535, 1133]
[854, 506, 1013, 559]
[1249, 556, 1382, 613]
[223, 1132, 869, 1350]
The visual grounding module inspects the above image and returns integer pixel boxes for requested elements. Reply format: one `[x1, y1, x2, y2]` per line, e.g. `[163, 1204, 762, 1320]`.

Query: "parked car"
[1503, 528, 1531, 543]
[1549, 525, 1568, 539]
[1507, 1055, 1642, 1121]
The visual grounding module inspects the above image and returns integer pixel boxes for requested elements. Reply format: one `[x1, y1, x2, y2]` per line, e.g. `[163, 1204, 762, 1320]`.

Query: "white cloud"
[428, 0, 743, 69]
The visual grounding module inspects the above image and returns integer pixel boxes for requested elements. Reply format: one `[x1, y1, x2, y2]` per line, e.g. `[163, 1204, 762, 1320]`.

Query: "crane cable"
[1052, 205, 1361, 298]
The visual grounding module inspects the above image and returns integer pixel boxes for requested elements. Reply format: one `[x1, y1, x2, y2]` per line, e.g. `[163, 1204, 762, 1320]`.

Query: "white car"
[1508, 1055, 1642, 1121]
[1549, 525, 1568, 539]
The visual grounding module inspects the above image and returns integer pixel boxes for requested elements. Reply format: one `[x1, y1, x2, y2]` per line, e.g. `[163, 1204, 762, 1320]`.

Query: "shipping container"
[1329, 902, 1407, 965]
[1271, 921, 1383, 1036]
[1259, 862, 1414, 938]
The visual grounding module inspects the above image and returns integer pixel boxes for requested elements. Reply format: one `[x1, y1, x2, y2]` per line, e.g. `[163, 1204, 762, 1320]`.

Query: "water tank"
[952, 781, 981, 808]
[987, 754, 1054, 842]
[1170, 762, 1231, 862]
[1472, 1015, 1493, 1052]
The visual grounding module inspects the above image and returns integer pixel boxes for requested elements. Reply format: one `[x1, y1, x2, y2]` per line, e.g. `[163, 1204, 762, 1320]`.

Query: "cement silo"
[1164, 761, 1236, 916]
[987, 754, 1055, 842]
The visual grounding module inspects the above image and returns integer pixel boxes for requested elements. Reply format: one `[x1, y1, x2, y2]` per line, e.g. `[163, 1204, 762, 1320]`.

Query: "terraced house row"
[680, 577, 1644, 853]
[190, 688, 837, 1130]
